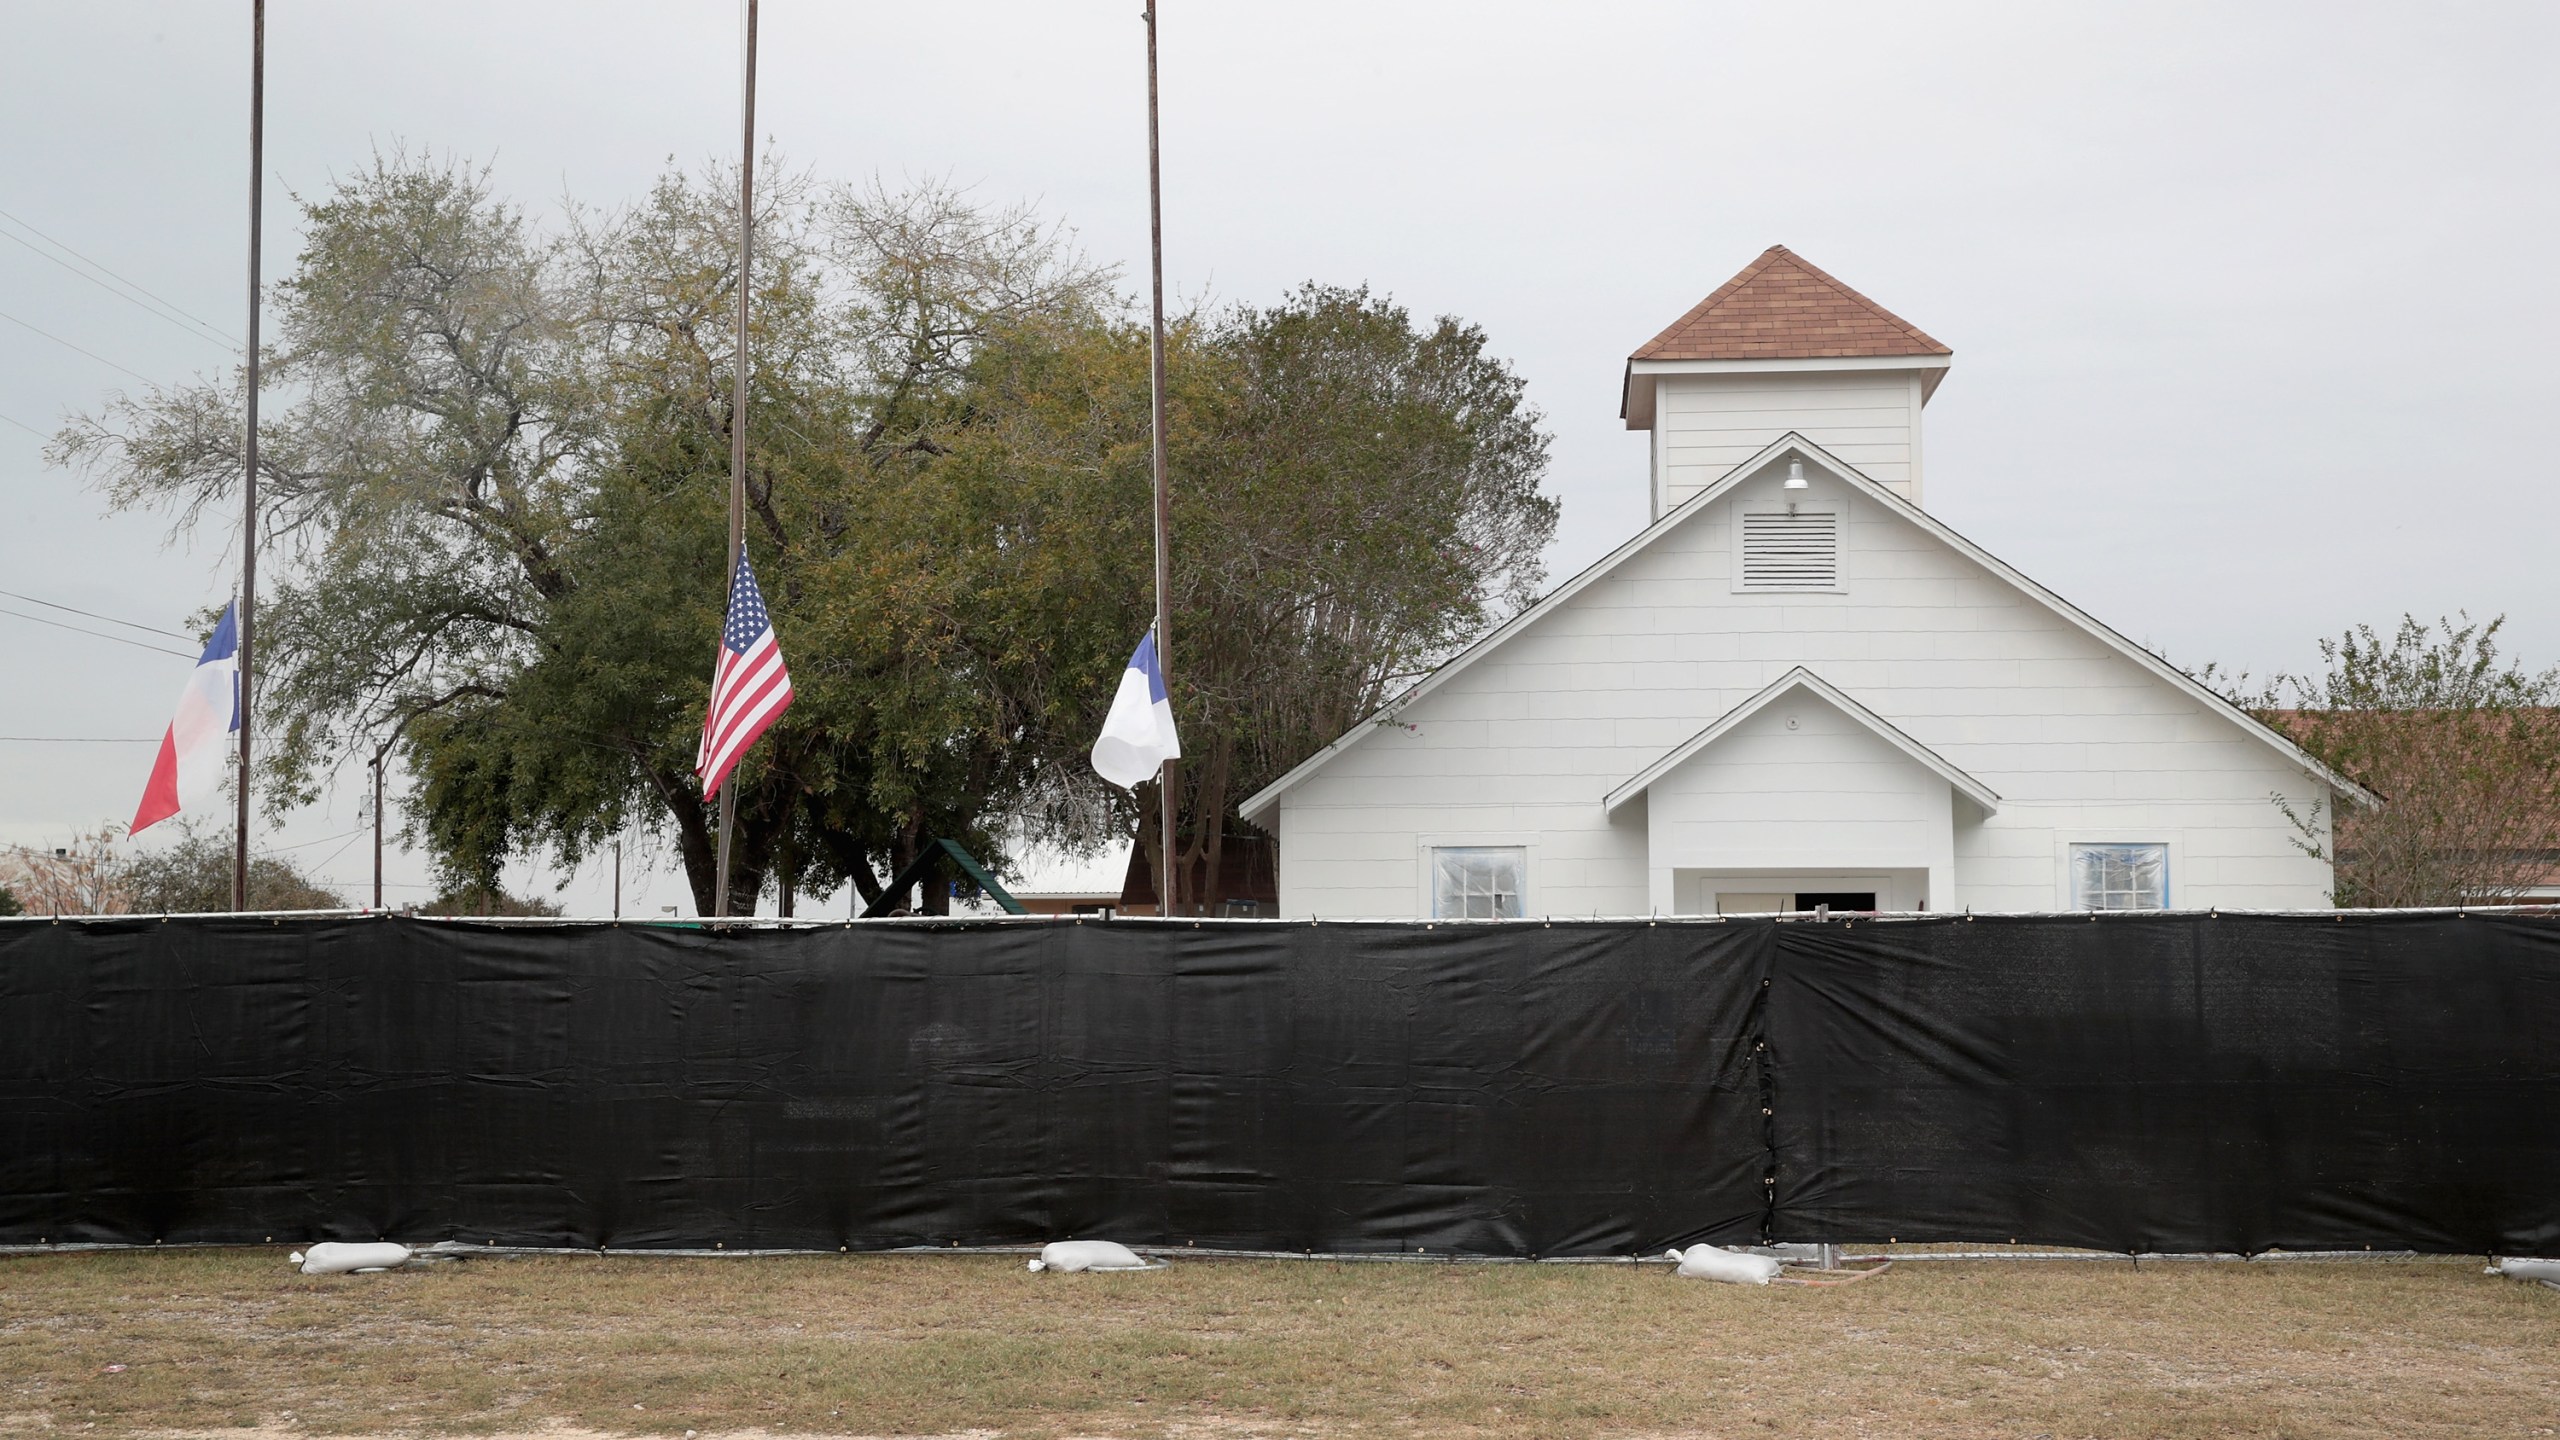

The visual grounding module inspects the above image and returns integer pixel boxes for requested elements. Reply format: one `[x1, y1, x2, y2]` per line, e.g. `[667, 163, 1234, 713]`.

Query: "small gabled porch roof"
[1601, 667, 2002, 819]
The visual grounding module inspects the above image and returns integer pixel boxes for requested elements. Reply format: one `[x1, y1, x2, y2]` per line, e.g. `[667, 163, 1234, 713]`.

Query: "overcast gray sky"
[4, 1, 2554, 915]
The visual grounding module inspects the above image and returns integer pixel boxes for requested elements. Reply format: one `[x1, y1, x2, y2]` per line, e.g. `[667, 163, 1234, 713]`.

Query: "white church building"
[1239, 246, 2364, 918]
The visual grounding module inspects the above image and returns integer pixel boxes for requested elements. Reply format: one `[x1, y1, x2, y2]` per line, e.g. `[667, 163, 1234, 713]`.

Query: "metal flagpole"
[1144, 0, 1178, 917]
[235, 0, 265, 913]
[370, 750, 383, 909]
[712, 0, 757, 918]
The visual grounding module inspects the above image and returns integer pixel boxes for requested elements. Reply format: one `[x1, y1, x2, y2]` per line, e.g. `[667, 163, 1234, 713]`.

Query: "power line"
[0, 410, 50, 441]
[0, 205, 242, 345]
[0, 587, 197, 640]
[0, 306, 158, 385]
[0, 605, 193, 657]
[256, 826, 367, 855]
[299, 829, 367, 874]
[0, 228, 240, 353]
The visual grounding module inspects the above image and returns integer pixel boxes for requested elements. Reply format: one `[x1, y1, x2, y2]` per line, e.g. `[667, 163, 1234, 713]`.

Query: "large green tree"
[60, 154, 1556, 914]
[1144, 285, 1555, 904]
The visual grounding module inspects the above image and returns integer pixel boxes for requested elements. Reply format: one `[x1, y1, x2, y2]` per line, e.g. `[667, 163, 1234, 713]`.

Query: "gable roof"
[1238, 432, 2377, 824]
[1601, 666, 2001, 817]
[1630, 246, 1951, 363]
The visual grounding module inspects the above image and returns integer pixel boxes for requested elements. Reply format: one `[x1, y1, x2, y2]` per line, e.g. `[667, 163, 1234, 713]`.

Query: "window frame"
[2068, 841, 2172, 912]
[1425, 844, 1530, 920]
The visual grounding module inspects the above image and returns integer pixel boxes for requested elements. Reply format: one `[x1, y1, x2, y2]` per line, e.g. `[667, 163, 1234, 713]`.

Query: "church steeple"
[1624, 247, 1951, 514]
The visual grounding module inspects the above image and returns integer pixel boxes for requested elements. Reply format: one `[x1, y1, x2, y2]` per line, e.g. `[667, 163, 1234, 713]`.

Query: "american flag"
[695, 547, 793, 799]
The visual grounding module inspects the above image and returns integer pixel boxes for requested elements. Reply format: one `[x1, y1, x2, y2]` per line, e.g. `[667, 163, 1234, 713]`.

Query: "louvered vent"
[1739, 511, 1841, 589]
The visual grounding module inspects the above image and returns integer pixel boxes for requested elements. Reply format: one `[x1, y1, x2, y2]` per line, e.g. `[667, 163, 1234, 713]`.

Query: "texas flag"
[1090, 625, 1181, 790]
[131, 601, 240, 835]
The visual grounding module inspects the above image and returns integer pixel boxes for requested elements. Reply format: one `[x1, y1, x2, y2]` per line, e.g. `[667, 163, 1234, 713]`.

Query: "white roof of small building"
[999, 838, 1131, 899]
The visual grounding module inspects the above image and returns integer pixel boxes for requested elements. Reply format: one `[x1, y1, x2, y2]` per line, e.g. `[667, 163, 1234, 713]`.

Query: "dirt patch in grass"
[2, 1248, 2554, 1438]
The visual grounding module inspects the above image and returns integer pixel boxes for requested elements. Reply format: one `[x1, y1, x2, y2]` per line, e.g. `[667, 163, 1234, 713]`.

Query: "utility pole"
[364, 718, 414, 912]
[1144, 0, 1178, 916]
[712, 0, 757, 919]
[612, 834, 623, 920]
[235, 0, 265, 912]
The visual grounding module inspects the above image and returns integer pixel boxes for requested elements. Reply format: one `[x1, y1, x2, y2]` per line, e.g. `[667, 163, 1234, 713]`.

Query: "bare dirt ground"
[3, 1248, 2556, 1439]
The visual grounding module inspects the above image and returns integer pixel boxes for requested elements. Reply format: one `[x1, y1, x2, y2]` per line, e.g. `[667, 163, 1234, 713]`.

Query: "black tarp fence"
[1, 912, 2554, 1257]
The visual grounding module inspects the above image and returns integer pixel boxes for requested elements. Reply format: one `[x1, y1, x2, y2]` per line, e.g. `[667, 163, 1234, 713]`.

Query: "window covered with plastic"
[2071, 842, 2168, 910]
[1433, 847, 1524, 919]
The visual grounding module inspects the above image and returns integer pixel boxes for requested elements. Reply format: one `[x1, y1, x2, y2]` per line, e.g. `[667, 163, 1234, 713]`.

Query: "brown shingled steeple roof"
[1632, 246, 1950, 362]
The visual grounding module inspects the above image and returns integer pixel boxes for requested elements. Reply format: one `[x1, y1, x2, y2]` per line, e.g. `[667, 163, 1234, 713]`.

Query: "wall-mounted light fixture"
[1782, 458, 1809, 514]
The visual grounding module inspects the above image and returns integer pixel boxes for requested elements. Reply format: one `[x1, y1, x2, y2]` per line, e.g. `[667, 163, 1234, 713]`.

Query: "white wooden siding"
[1274, 459, 2333, 917]
[1655, 371, 1921, 515]
[1643, 692, 1959, 911]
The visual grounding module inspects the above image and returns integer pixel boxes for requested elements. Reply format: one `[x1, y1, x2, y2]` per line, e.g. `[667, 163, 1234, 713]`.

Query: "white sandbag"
[288, 1241, 414, 1275]
[1664, 1244, 1782, 1285]
[2491, 1256, 2560, 1285]
[1027, 1240, 1147, 1272]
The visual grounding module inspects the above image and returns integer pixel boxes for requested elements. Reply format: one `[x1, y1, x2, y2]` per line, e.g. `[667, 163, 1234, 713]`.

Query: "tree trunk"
[885, 817, 927, 913]
[647, 761, 722, 917]
[726, 855, 767, 916]
[1134, 778, 1168, 915]
[847, 853, 885, 907]
[1179, 737, 1233, 915]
